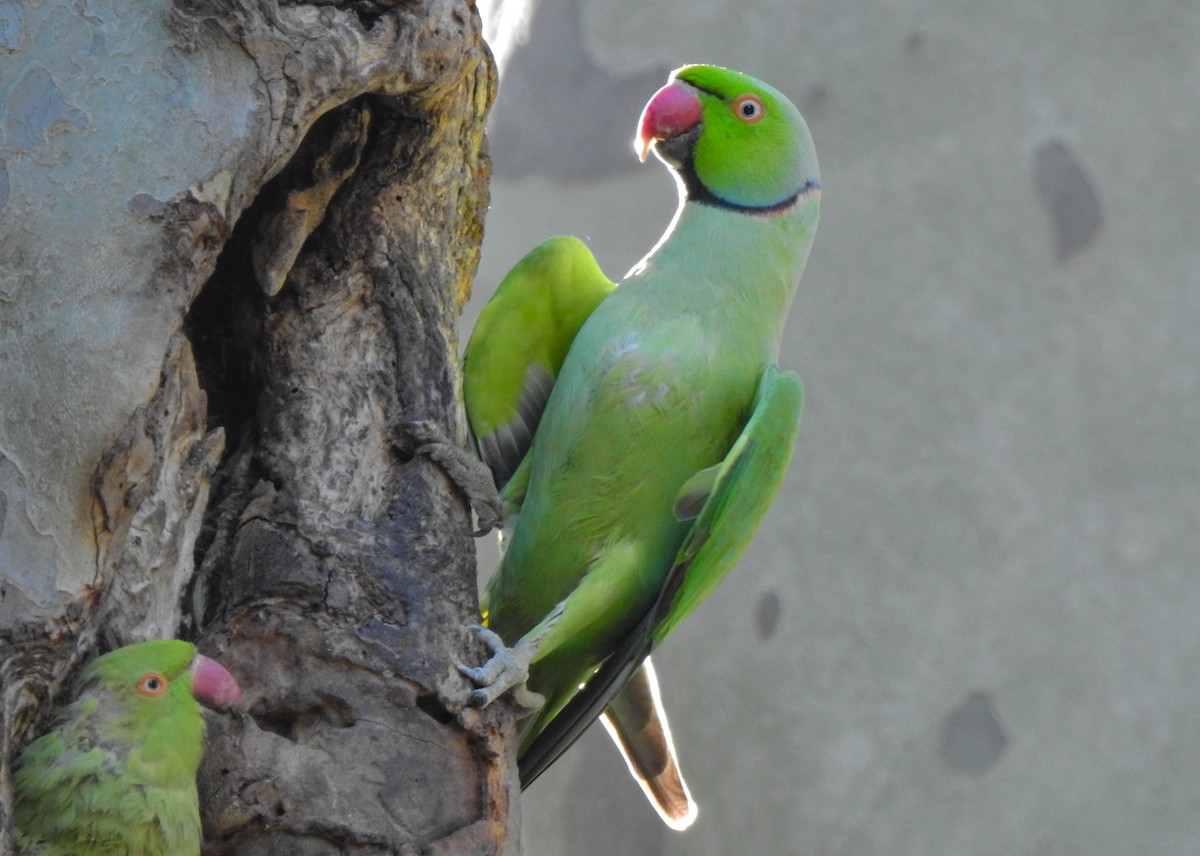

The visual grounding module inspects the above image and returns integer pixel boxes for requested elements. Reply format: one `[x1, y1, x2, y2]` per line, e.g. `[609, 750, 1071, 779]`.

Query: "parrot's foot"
[394, 419, 503, 535]
[457, 625, 545, 712]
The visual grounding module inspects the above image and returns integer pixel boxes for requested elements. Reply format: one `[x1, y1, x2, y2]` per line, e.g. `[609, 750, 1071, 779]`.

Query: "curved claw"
[396, 420, 503, 535]
[466, 685, 545, 710]
[457, 625, 545, 713]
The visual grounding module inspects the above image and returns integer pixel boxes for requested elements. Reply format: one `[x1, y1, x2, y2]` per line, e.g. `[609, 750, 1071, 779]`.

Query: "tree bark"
[0, 0, 513, 852]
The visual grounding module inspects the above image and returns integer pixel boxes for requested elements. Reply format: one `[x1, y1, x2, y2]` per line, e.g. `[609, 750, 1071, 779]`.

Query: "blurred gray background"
[465, 0, 1200, 853]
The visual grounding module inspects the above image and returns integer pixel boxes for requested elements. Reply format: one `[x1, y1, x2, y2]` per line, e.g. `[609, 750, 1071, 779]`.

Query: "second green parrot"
[12, 639, 242, 855]
[461, 63, 819, 826]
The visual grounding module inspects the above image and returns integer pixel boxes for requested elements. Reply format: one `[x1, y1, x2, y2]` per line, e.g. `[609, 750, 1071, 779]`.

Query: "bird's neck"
[628, 189, 819, 343]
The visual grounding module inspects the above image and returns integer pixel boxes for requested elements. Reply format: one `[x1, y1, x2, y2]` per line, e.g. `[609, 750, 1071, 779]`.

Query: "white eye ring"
[733, 94, 764, 123]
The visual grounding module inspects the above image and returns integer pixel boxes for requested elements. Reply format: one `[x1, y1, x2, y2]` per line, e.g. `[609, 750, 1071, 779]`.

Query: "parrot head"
[635, 64, 819, 211]
[12, 639, 243, 853]
[84, 638, 243, 721]
[77, 639, 243, 784]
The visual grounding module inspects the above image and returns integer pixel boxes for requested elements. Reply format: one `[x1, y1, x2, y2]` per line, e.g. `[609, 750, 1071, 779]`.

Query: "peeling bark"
[93, 337, 226, 648]
[190, 79, 516, 849]
[1, 0, 511, 852]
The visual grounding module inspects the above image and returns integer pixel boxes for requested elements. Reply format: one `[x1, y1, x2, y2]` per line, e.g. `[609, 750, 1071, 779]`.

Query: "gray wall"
[467, 0, 1200, 852]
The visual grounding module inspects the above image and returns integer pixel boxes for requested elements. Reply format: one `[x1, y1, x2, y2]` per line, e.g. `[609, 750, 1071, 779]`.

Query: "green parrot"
[460, 63, 818, 824]
[463, 235, 697, 826]
[12, 639, 243, 855]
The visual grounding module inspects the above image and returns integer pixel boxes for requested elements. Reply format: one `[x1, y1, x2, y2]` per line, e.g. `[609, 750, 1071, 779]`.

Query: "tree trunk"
[0, 1, 515, 852]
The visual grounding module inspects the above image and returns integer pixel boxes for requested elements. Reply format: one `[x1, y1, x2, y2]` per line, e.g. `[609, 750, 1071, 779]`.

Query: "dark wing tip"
[479, 364, 555, 489]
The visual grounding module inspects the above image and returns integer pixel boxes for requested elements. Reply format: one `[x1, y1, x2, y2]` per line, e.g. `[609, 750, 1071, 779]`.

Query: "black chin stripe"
[680, 156, 819, 215]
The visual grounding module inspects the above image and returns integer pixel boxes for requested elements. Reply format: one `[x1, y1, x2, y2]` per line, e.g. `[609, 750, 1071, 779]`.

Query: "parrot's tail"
[600, 657, 698, 830]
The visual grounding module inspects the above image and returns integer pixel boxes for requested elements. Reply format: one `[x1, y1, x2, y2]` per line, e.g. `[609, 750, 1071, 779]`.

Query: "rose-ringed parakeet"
[460, 63, 819, 824]
[12, 639, 243, 855]
[463, 235, 697, 825]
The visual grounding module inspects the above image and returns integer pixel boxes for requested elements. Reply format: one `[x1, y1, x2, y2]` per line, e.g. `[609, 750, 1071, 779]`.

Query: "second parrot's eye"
[137, 673, 167, 697]
[733, 94, 765, 123]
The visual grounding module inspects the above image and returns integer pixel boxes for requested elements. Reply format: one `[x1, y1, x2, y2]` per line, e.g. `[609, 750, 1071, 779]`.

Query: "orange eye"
[733, 94, 765, 123]
[137, 673, 168, 697]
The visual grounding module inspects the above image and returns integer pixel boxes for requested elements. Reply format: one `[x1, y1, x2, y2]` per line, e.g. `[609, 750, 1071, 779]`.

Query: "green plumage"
[464, 235, 615, 487]
[461, 64, 820, 819]
[13, 641, 211, 855]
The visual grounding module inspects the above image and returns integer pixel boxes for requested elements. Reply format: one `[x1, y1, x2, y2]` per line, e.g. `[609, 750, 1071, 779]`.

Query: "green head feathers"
[13, 639, 241, 855]
[84, 638, 202, 710]
[637, 64, 819, 211]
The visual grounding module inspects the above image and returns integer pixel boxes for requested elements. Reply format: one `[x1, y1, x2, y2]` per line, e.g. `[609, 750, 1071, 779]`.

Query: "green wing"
[653, 365, 804, 643]
[463, 235, 614, 489]
[519, 365, 803, 786]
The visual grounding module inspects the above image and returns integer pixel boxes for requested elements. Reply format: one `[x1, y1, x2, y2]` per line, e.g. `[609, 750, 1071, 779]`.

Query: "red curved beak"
[191, 654, 243, 711]
[635, 80, 703, 162]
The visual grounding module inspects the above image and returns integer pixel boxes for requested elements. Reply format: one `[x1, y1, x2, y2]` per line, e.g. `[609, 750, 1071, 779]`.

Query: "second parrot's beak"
[635, 80, 703, 163]
[191, 654, 243, 712]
